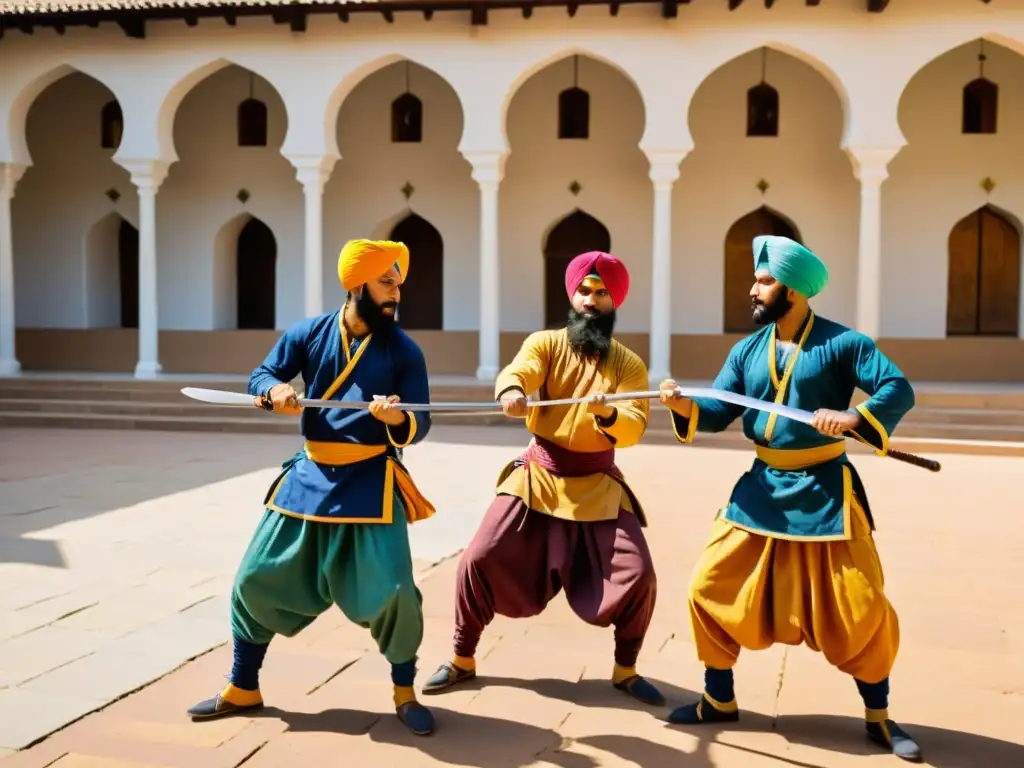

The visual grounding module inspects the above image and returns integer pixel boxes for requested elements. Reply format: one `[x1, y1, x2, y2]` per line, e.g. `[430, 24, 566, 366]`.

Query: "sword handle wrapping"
[884, 448, 942, 473]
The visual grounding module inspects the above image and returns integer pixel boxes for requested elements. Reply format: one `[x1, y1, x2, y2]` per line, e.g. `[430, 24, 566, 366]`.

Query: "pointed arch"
[4, 63, 122, 164]
[502, 48, 647, 138]
[390, 213, 443, 330]
[947, 206, 1020, 337]
[723, 207, 801, 334]
[543, 210, 612, 329]
[687, 43, 849, 144]
[159, 58, 288, 158]
[323, 54, 465, 157]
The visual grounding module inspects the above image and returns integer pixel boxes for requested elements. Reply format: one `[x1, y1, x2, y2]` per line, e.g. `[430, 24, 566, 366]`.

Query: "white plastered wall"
[1, 0, 1024, 338]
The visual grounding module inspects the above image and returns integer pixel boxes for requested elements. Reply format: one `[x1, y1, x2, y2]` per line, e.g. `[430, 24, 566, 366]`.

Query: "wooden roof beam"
[867, 0, 890, 11]
[661, 0, 678, 19]
[471, 4, 487, 24]
[116, 16, 144, 38]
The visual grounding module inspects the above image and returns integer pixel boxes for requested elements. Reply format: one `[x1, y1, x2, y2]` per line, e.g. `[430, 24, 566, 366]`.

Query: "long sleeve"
[846, 334, 915, 456]
[670, 343, 747, 442]
[386, 338, 432, 449]
[248, 319, 310, 398]
[596, 349, 649, 448]
[494, 331, 551, 402]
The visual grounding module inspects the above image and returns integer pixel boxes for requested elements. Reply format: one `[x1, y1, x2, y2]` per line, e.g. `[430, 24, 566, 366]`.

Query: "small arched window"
[747, 83, 779, 137]
[962, 78, 998, 135]
[558, 87, 590, 140]
[391, 93, 423, 143]
[101, 100, 123, 150]
[237, 98, 268, 147]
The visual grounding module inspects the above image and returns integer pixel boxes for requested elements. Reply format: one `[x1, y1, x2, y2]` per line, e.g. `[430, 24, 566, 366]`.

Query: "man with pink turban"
[422, 251, 663, 707]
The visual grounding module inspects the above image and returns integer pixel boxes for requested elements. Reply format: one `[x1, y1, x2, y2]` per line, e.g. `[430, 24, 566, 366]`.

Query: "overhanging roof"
[0, 1, 894, 40]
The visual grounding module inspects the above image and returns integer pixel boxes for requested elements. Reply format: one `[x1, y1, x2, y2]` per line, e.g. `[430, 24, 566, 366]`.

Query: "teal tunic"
[672, 312, 915, 540]
[248, 309, 433, 523]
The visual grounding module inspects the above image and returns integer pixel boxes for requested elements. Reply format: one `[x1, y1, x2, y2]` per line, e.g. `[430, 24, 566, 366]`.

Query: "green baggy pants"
[230, 501, 423, 665]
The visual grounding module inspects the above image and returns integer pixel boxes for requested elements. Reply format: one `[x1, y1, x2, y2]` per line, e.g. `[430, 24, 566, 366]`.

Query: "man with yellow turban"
[422, 251, 664, 708]
[659, 236, 921, 761]
[186, 239, 439, 737]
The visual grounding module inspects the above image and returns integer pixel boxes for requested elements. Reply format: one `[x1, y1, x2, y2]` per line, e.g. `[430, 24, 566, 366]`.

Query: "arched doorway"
[118, 220, 139, 329]
[543, 210, 612, 328]
[390, 213, 443, 330]
[236, 218, 277, 330]
[947, 206, 1021, 336]
[723, 207, 801, 333]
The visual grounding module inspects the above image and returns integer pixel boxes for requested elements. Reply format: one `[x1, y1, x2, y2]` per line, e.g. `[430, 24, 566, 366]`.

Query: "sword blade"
[674, 387, 815, 426]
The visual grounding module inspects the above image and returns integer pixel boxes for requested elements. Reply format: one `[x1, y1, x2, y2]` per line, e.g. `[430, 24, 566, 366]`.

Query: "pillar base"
[134, 360, 163, 379]
[648, 371, 671, 389]
[0, 357, 21, 377]
[475, 365, 498, 383]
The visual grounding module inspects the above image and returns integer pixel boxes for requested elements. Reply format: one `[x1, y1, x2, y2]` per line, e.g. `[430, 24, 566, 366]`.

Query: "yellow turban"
[337, 239, 410, 292]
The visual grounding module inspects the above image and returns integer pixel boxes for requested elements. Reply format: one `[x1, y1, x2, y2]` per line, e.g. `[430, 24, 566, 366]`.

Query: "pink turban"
[564, 251, 630, 308]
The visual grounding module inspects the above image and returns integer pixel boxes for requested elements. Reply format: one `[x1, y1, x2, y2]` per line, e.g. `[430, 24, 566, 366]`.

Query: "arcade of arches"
[5, 39, 1024, 383]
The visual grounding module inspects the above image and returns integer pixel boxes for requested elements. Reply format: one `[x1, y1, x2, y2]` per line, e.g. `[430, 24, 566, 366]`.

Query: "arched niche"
[542, 210, 612, 329]
[390, 213, 443, 330]
[947, 206, 1020, 337]
[723, 206, 801, 334]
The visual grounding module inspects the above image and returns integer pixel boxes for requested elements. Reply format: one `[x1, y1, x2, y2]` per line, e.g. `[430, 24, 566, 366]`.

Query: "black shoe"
[667, 694, 740, 726]
[397, 700, 436, 736]
[421, 661, 476, 694]
[186, 691, 263, 721]
[612, 674, 666, 706]
[867, 719, 922, 762]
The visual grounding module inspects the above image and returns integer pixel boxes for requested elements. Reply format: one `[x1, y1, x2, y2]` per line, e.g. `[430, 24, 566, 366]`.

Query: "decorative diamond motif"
[105, 188, 120, 203]
[401, 182, 415, 200]
[981, 177, 996, 194]
[756, 179, 770, 194]
[237, 189, 250, 204]
[568, 181, 582, 196]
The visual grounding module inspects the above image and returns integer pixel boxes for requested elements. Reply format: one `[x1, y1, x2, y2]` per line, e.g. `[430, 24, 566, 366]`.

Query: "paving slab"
[1, 424, 1023, 766]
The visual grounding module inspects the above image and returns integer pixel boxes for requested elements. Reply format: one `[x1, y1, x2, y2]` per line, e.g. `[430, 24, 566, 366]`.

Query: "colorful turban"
[564, 251, 630, 308]
[337, 239, 410, 292]
[752, 235, 829, 298]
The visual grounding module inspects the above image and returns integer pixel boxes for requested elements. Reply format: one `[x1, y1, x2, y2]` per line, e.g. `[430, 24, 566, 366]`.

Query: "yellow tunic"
[493, 328, 649, 523]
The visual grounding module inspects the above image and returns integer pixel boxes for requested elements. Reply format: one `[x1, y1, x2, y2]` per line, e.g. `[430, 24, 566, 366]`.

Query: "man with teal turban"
[185, 239, 439, 737]
[659, 235, 922, 761]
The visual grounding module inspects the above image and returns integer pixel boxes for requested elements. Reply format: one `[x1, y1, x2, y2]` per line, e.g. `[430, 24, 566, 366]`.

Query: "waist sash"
[755, 441, 846, 471]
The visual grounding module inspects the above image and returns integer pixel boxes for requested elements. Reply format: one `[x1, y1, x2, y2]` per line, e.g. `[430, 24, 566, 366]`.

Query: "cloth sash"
[518, 435, 621, 478]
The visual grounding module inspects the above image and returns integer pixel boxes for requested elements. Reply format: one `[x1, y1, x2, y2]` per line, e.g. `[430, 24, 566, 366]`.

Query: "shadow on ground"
[255, 676, 1024, 768]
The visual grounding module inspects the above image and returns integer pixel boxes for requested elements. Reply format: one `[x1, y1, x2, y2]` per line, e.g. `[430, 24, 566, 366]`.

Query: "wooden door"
[723, 207, 799, 333]
[390, 213, 443, 330]
[236, 218, 277, 330]
[543, 210, 611, 328]
[947, 207, 1021, 336]
[118, 219, 139, 329]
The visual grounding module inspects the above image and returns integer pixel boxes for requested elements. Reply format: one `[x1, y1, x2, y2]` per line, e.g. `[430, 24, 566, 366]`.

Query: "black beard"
[354, 286, 397, 334]
[752, 290, 793, 326]
[566, 307, 616, 360]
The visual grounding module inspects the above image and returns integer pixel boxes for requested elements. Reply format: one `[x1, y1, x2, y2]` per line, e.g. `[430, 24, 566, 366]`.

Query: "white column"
[847, 147, 899, 340]
[644, 150, 687, 386]
[0, 163, 26, 377]
[120, 159, 168, 379]
[463, 151, 507, 382]
[288, 155, 337, 319]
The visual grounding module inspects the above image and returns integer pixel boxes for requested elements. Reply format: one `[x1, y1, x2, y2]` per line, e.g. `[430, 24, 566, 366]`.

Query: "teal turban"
[752, 235, 829, 298]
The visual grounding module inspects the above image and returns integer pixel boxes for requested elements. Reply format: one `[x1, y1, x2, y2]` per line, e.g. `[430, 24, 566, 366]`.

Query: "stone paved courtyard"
[0, 424, 1022, 767]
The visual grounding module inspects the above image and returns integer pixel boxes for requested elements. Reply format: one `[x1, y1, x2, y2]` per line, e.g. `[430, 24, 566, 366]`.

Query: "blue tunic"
[672, 312, 915, 540]
[248, 310, 433, 524]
